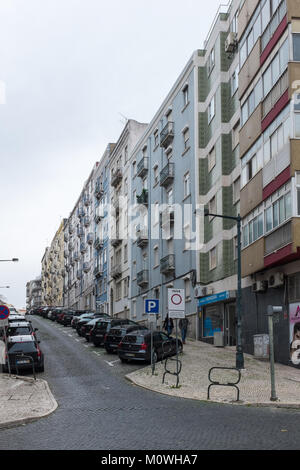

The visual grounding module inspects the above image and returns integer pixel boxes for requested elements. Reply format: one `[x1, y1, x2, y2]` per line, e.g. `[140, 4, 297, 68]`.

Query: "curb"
[0, 377, 58, 430]
[125, 374, 300, 410]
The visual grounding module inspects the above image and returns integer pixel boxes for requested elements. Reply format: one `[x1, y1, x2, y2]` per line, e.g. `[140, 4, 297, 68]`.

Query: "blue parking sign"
[145, 299, 159, 314]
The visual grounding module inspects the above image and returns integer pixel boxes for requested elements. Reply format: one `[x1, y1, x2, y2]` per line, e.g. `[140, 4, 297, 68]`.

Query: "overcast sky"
[0, 0, 224, 308]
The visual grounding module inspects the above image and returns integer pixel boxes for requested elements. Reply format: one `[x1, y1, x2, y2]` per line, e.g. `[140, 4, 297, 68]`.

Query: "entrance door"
[225, 303, 236, 346]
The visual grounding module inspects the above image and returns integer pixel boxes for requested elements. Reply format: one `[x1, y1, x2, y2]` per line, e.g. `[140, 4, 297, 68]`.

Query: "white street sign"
[0, 319, 8, 327]
[168, 288, 185, 311]
[169, 310, 185, 319]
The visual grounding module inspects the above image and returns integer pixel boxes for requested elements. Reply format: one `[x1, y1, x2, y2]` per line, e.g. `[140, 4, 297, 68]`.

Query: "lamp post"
[0, 258, 19, 262]
[204, 209, 244, 370]
[0, 286, 10, 289]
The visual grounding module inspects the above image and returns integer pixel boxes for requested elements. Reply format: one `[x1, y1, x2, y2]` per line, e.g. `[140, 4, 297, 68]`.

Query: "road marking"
[105, 359, 120, 367]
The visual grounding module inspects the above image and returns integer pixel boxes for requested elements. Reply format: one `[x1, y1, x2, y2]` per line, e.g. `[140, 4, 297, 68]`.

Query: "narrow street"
[0, 315, 300, 450]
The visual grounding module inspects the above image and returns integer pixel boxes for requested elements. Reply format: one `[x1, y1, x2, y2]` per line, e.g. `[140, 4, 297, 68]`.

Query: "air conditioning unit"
[225, 32, 238, 53]
[252, 280, 268, 293]
[268, 272, 285, 288]
[194, 286, 214, 298]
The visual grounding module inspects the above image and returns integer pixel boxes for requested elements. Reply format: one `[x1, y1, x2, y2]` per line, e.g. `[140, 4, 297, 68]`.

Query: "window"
[183, 172, 190, 198]
[116, 281, 122, 301]
[154, 129, 159, 147]
[183, 85, 189, 107]
[231, 66, 239, 96]
[153, 164, 159, 185]
[208, 196, 216, 221]
[208, 95, 215, 123]
[208, 146, 216, 172]
[209, 247, 217, 270]
[183, 127, 190, 150]
[124, 244, 128, 263]
[232, 121, 240, 149]
[184, 224, 191, 250]
[132, 161, 136, 176]
[154, 246, 159, 267]
[184, 278, 191, 299]
[208, 47, 215, 75]
[233, 177, 240, 204]
[293, 34, 300, 61]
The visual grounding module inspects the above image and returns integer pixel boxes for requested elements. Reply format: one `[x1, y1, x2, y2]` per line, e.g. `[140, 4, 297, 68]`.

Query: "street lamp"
[0, 286, 10, 288]
[0, 258, 19, 262]
[204, 208, 244, 370]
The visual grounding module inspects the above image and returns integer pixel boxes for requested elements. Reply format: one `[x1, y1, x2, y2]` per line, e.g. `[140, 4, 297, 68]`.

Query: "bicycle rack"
[162, 341, 182, 388]
[207, 367, 241, 402]
[15, 354, 36, 380]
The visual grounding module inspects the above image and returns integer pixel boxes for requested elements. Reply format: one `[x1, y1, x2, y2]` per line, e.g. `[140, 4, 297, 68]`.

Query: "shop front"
[198, 291, 237, 346]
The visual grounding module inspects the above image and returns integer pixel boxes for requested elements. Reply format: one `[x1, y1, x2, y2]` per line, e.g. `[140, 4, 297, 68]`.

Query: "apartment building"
[26, 277, 42, 309]
[64, 164, 99, 310]
[93, 143, 115, 314]
[108, 120, 148, 319]
[41, 219, 66, 306]
[238, 0, 300, 365]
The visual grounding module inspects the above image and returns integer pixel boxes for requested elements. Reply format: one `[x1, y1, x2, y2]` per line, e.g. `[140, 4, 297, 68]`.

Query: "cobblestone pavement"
[126, 339, 300, 407]
[0, 316, 300, 450]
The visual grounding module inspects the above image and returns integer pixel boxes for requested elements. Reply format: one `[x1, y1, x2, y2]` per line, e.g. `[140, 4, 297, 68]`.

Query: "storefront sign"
[198, 290, 235, 307]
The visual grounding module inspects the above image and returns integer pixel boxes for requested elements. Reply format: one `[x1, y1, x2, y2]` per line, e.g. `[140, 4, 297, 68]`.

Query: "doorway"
[225, 303, 236, 346]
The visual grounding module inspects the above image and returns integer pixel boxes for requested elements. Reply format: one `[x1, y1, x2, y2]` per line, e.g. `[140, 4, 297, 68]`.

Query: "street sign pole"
[0, 305, 11, 375]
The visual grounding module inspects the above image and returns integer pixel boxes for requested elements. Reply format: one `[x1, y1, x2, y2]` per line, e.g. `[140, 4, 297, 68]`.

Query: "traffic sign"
[169, 310, 185, 319]
[0, 305, 10, 320]
[145, 299, 159, 314]
[168, 289, 185, 311]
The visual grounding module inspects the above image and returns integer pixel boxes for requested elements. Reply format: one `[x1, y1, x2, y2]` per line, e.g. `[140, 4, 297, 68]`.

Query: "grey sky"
[0, 0, 224, 308]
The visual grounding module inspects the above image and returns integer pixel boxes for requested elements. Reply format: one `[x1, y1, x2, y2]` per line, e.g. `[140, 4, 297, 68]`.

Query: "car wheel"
[93, 341, 100, 347]
[152, 349, 158, 363]
[105, 347, 113, 354]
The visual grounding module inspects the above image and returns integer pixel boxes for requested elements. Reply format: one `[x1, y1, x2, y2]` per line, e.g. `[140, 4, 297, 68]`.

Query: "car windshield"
[7, 327, 31, 336]
[8, 342, 37, 353]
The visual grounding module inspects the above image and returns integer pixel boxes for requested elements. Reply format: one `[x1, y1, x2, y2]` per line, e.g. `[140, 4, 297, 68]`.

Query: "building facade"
[239, 0, 300, 365]
[26, 277, 42, 309]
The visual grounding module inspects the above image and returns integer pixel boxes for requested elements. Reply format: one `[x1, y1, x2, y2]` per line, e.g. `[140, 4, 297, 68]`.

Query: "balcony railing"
[94, 264, 103, 278]
[83, 262, 91, 273]
[83, 216, 90, 227]
[83, 194, 90, 206]
[137, 157, 148, 178]
[80, 242, 87, 254]
[136, 228, 148, 248]
[111, 264, 122, 279]
[68, 241, 74, 251]
[160, 162, 174, 187]
[161, 205, 174, 227]
[87, 233, 94, 245]
[64, 233, 69, 242]
[73, 251, 80, 261]
[137, 269, 149, 287]
[136, 189, 148, 206]
[77, 226, 84, 238]
[111, 168, 123, 187]
[111, 232, 122, 247]
[160, 254, 175, 274]
[160, 121, 174, 148]
[94, 237, 104, 250]
[77, 207, 85, 218]
[262, 69, 288, 119]
[76, 269, 83, 280]
[94, 182, 104, 199]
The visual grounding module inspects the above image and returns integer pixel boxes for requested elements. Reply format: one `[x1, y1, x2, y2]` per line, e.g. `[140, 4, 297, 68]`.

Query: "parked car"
[72, 312, 97, 331]
[58, 310, 76, 326]
[90, 318, 139, 347]
[81, 315, 110, 341]
[76, 314, 107, 337]
[8, 314, 26, 323]
[2, 335, 44, 373]
[104, 324, 148, 353]
[117, 330, 183, 364]
[6, 321, 38, 338]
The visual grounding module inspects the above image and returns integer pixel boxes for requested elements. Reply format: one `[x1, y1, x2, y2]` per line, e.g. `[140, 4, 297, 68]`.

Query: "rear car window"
[123, 335, 145, 344]
[8, 342, 37, 353]
[7, 327, 31, 336]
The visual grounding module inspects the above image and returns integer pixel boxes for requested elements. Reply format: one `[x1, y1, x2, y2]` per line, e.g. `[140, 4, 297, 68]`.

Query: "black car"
[81, 315, 110, 341]
[76, 314, 106, 337]
[59, 310, 76, 326]
[2, 335, 44, 373]
[104, 324, 148, 353]
[90, 318, 139, 347]
[117, 330, 183, 363]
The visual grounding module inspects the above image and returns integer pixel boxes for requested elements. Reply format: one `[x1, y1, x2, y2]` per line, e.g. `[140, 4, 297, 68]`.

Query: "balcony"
[64, 233, 69, 242]
[64, 250, 68, 258]
[83, 194, 90, 206]
[94, 206, 104, 224]
[73, 251, 80, 261]
[160, 121, 174, 148]
[111, 264, 122, 279]
[111, 168, 123, 187]
[76, 269, 83, 280]
[94, 182, 104, 199]
[137, 157, 148, 178]
[94, 264, 103, 278]
[111, 232, 122, 247]
[70, 256, 75, 266]
[160, 254, 175, 275]
[80, 242, 87, 254]
[94, 237, 104, 250]
[87, 233, 94, 245]
[68, 225, 74, 235]
[68, 241, 74, 251]
[160, 162, 174, 187]
[77, 226, 84, 238]
[83, 262, 91, 273]
[83, 216, 90, 227]
[136, 189, 148, 206]
[136, 228, 148, 248]
[77, 207, 85, 218]
[137, 269, 149, 287]
[161, 205, 174, 227]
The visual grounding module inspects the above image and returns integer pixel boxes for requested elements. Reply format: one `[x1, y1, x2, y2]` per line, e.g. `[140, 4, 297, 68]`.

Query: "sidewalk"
[126, 339, 300, 407]
[0, 374, 58, 428]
